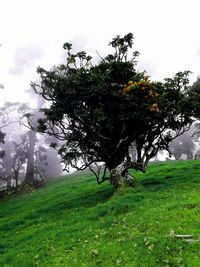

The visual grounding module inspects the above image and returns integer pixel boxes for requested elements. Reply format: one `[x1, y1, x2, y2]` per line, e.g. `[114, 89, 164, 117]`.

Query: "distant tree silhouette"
[169, 130, 195, 160]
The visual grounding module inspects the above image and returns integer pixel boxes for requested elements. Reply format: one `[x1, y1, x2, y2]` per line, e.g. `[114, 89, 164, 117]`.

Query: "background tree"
[11, 134, 29, 188]
[0, 99, 63, 192]
[0, 102, 20, 145]
[35, 146, 63, 179]
[0, 102, 21, 189]
[187, 78, 200, 161]
[190, 77, 200, 113]
[23, 130, 37, 186]
[23, 96, 45, 187]
[169, 130, 196, 160]
[28, 33, 193, 188]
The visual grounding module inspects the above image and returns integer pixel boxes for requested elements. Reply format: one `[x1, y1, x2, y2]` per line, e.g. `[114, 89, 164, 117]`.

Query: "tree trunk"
[110, 163, 136, 188]
[12, 155, 20, 189]
[14, 168, 19, 188]
[24, 98, 45, 188]
[24, 130, 36, 185]
[6, 176, 12, 191]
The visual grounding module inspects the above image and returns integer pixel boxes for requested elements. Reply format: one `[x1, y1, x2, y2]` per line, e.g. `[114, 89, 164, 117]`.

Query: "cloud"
[137, 60, 157, 79]
[196, 47, 200, 56]
[9, 42, 45, 76]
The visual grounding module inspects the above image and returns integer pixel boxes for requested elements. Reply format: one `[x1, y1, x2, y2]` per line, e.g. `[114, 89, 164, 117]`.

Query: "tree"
[23, 96, 45, 187]
[189, 77, 200, 138]
[0, 102, 20, 145]
[169, 130, 196, 160]
[28, 33, 193, 188]
[190, 77, 200, 113]
[0, 101, 45, 191]
[23, 130, 37, 185]
[0, 128, 29, 191]
[0, 102, 22, 189]
[11, 134, 29, 188]
[35, 146, 63, 179]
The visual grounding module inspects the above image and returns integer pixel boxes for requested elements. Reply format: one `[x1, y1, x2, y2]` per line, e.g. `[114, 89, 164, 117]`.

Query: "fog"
[0, 97, 63, 191]
[1, 0, 200, 104]
[9, 42, 45, 76]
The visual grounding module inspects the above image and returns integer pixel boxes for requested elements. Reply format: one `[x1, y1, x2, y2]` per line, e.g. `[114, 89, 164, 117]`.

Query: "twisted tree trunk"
[110, 163, 136, 188]
[109, 161, 146, 188]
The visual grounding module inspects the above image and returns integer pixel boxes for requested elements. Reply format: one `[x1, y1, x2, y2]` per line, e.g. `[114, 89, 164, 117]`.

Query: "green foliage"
[1, 160, 200, 266]
[190, 77, 200, 122]
[30, 33, 193, 179]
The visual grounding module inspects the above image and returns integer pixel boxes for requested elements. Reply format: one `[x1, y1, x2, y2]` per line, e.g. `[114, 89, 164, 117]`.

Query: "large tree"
[28, 33, 193, 188]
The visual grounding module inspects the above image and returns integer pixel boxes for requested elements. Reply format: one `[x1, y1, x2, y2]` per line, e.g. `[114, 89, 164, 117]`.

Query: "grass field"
[1, 160, 200, 266]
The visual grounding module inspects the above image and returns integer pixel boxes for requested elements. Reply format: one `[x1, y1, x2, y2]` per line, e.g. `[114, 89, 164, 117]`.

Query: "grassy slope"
[1, 160, 200, 267]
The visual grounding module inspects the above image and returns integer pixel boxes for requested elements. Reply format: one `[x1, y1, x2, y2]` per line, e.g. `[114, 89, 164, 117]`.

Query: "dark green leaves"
[30, 33, 193, 173]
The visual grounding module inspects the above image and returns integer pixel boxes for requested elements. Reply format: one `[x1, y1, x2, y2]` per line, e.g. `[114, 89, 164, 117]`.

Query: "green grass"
[1, 160, 200, 266]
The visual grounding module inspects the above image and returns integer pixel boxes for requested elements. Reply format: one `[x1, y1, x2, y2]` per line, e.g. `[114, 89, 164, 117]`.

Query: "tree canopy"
[29, 33, 193, 188]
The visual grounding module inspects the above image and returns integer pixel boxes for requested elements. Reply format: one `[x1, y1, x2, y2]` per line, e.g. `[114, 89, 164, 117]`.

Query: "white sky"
[1, 0, 200, 105]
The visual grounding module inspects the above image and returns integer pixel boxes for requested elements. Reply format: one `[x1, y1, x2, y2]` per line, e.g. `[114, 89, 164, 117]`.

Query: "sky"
[1, 0, 200, 105]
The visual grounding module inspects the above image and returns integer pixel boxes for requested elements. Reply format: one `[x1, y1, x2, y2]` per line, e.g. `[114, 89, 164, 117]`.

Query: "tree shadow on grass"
[65, 186, 115, 209]
[140, 178, 167, 192]
[140, 172, 200, 192]
[0, 186, 115, 231]
[24, 186, 115, 220]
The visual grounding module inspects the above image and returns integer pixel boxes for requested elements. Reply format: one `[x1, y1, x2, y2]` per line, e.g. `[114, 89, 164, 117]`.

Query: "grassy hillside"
[1, 160, 200, 267]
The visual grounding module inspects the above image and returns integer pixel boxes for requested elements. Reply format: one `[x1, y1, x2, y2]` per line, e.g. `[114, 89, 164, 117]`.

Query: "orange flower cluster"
[122, 76, 152, 94]
[149, 103, 159, 112]
[122, 77, 160, 113]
